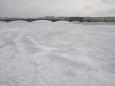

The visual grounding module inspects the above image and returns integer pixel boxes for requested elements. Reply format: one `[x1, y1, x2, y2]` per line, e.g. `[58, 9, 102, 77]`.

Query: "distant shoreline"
[0, 17, 115, 22]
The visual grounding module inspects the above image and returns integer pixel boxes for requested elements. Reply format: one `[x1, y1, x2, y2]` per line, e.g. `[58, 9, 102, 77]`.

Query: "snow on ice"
[0, 21, 115, 86]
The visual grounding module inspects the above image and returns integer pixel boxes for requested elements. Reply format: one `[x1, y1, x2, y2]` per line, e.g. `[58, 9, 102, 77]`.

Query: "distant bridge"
[0, 17, 84, 23]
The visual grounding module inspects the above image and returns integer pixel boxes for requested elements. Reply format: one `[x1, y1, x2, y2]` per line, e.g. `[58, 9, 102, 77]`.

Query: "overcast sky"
[0, 0, 115, 17]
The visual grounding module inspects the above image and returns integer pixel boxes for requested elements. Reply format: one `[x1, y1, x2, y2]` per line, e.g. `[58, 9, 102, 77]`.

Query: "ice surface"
[0, 21, 115, 86]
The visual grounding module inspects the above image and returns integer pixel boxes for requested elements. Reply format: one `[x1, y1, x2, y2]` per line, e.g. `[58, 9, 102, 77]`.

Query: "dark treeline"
[0, 16, 115, 22]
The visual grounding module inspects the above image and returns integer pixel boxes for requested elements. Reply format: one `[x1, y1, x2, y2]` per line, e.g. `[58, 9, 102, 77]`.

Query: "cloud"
[101, 0, 115, 3]
[0, 0, 115, 17]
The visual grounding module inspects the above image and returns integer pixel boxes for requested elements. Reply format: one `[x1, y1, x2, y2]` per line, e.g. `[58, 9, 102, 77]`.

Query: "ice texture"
[0, 21, 115, 86]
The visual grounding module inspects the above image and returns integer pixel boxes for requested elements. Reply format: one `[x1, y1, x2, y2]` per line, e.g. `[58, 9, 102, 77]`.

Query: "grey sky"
[0, 0, 115, 17]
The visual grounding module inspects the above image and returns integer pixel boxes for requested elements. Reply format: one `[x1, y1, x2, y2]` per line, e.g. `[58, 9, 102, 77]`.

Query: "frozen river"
[0, 21, 115, 86]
